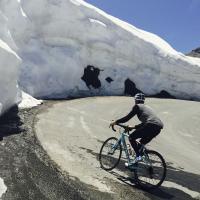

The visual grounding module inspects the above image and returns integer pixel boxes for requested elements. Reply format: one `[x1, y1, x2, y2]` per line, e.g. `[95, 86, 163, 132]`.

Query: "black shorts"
[129, 123, 162, 145]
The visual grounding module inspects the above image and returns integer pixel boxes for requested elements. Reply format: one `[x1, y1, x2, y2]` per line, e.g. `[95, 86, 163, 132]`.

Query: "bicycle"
[99, 123, 167, 190]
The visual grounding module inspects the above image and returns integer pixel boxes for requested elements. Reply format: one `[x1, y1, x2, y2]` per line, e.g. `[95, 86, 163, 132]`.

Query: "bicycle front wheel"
[134, 150, 167, 190]
[99, 137, 122, 171]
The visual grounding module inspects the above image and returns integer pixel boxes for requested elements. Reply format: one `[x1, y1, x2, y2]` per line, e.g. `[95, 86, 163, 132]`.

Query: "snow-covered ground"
[0, 0, 200, 116]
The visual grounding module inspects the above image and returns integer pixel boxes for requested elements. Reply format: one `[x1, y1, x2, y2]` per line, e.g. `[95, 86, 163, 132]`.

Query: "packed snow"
[0, 37, 20, 116]
[0, 177, 7, 198]
[0, 0, 200, 110]
[18, 91, 43, 109]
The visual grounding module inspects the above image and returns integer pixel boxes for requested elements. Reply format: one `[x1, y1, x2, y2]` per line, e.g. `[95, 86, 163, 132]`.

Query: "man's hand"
[134, 124, 142, 129]
[127, 125, 135, 131]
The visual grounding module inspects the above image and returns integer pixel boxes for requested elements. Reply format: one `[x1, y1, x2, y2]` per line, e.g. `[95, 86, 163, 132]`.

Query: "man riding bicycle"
[110, 93, 164, 166]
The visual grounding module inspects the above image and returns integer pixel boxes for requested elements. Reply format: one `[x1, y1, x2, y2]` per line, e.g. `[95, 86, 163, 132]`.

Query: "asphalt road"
[35, 97, 200, 200]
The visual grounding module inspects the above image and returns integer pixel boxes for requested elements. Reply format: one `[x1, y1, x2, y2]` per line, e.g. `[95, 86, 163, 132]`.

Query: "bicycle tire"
[134, 150, 167, 190]
[99, 137, 122, 171]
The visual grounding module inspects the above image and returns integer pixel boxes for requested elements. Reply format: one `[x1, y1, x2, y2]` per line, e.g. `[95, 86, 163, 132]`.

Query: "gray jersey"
[116, 103, 164, 128]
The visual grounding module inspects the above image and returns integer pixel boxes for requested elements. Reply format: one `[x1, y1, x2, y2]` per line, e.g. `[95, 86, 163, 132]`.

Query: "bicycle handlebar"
[110, 123, 135, 133]
[111, 124, 116, 132]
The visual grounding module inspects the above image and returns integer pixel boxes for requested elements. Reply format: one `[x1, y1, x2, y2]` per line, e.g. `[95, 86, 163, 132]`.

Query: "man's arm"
[115, 105, 138, 124]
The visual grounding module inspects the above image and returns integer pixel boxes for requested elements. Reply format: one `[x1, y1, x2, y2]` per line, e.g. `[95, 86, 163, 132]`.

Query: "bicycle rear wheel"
[134, 150, 167, 190]
[99, 137, 122, 171]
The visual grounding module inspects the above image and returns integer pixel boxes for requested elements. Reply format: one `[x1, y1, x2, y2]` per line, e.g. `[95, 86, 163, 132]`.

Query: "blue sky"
[85, 0, 200, 53]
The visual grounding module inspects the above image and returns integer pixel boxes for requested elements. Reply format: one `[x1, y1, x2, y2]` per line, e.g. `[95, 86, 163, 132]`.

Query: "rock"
[124, 79, 142, 96]
[81, 65, 101, 89]
[105, 77, 113, 83]
[186, 47, 200, 58]
[152, 90, 176, 99]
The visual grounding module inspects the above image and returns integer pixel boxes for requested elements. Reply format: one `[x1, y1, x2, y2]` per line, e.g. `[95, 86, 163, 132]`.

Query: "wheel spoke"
[99, 137, 122, 170]
[134, 150, 166, 189]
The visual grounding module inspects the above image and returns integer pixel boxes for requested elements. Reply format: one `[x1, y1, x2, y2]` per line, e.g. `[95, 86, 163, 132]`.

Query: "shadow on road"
[109, 167, 199, 200]
[81, 146, 200, 200]
[0, 106, 23, 140]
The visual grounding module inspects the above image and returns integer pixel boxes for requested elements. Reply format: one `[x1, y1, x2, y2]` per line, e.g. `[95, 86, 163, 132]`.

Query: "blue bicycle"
[99, 124, 167, 190]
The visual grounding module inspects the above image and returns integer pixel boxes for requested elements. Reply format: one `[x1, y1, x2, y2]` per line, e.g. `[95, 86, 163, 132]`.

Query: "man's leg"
[129, 124, 161, 156]
[140, 125, 161, 146]
[129, 126, 147, 157]
[129, 138, 140, 156]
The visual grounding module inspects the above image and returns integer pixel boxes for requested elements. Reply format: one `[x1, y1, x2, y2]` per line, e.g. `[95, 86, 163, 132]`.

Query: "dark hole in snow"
[152, 90, 176, 99]
[124, 78, 142, 96]
[105, 77, 113, 83]
[81, 65, 101, 89]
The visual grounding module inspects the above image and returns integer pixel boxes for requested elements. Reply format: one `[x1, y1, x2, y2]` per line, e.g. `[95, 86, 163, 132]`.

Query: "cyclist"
[110, 93, 164, 166]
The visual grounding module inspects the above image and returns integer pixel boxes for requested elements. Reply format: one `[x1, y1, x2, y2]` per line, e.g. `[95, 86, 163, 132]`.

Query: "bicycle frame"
[113, 130, 133, 164]
[112, 129, 152, 169]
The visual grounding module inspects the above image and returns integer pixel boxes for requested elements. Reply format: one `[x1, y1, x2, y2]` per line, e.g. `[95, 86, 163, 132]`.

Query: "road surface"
[35, 97, 200, 199]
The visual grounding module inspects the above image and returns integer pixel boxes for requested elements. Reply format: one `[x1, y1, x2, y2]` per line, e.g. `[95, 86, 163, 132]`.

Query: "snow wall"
[0, 18, 20, 115]
[0, 11, 21, 116]
[1, 0, 200, 100]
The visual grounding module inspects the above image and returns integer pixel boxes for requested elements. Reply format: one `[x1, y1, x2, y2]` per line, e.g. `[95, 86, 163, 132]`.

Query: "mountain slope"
[187, 47, 200, 58]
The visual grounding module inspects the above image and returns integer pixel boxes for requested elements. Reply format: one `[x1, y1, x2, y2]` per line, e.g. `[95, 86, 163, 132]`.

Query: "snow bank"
[18, 91, 43, 109]
[0, 38, 20, 115]
[1, 0, 200, 100]
[0, 177, 7, 198]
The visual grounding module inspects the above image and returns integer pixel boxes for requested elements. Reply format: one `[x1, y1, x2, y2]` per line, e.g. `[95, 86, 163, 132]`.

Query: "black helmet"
[134, 93, 145, 103]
